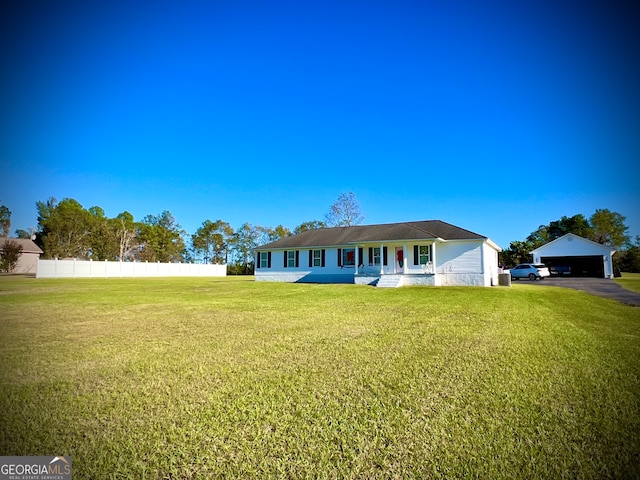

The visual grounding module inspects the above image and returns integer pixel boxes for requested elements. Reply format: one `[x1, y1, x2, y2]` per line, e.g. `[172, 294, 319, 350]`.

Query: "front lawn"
[616, 272, 640, 293]
[0, 277, 638, 479]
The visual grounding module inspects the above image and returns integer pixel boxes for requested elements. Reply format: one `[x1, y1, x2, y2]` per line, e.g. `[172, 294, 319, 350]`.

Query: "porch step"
[376, 274, 403, 288]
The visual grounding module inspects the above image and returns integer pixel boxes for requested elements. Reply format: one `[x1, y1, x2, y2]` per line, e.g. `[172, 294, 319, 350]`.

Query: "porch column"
[403, 243, 407, 273]
[355, 246, 359, 275]
[393, 246, 397, 274]
[432, 241, 437, 274]
[380, 243, 384, 275]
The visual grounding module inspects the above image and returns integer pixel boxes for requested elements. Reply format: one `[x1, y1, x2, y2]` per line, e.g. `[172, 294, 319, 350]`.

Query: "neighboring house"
[530, 233, 616, 278]
[0, 238, 44, 274]
[255, 220, 502, 287]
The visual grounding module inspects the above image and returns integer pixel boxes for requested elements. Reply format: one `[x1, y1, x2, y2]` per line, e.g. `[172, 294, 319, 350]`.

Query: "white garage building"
[530, 233, 616, 278]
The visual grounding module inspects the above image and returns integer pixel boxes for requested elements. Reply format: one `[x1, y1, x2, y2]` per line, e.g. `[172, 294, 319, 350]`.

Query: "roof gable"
[530, 233, 616, 256]
[257, 220, 489, 250]
[0, 237, 44, 254]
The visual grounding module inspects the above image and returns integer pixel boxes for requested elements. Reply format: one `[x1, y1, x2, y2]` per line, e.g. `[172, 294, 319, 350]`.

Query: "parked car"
[510, 263, 550, 280]
[549, 264, 571, 276]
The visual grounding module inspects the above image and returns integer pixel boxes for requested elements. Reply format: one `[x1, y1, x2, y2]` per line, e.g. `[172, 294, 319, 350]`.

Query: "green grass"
[1, 276, 639, 479]
[616, 272, 640, 293]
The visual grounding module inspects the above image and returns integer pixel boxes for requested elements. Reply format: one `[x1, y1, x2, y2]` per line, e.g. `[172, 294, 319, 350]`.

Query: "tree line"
[5, 196, 638, 273]
[0, 192, 364, 274]
[499, 209, 640, 272]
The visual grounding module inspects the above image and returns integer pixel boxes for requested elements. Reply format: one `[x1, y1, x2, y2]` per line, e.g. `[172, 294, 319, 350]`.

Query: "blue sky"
[2, 0, 638, 249]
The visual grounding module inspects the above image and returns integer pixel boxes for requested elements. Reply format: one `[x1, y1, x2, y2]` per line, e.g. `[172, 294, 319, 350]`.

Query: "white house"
[255, 220, 502, 287]
[530, 233, 616, 278]
[0, 237, 43, 274]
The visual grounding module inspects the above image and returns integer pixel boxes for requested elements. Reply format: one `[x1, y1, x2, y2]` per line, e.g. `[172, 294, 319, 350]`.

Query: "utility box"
[498, 272, 512, 287]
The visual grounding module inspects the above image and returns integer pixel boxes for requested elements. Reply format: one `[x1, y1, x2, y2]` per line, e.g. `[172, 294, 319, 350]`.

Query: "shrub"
[0, 239, 22, 272]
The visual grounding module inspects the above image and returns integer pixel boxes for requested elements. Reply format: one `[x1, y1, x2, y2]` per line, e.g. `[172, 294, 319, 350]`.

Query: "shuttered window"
[342, 248, 355, 266]
[259, 251, 271, 268]
[284, 250, 298, 268]
[368, 247, 381, 265]
[414, 245, 432, 265]
[286, 250, 297, 268]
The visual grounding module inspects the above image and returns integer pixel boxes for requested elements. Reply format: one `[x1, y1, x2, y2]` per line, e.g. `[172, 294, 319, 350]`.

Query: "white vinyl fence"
[37, 259, 227, 278]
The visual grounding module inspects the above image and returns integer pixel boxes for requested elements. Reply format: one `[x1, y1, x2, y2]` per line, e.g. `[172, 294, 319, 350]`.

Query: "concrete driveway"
[519, 277, 640, 306]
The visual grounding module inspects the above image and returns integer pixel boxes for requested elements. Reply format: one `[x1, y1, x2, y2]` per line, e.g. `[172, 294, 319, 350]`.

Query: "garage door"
[541, 256, 604, 278]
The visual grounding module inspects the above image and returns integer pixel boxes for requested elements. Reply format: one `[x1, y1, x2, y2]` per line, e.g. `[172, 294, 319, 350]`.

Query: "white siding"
[256, 239, 498, 287]
[531, 234, 614, 257]
[255, 248, 357, 283]
[436, 241, 482, 274]
[483, 242, 499, 286]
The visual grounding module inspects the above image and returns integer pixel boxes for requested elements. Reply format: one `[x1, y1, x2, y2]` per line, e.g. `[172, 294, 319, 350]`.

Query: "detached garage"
[530, 233, 616, 279]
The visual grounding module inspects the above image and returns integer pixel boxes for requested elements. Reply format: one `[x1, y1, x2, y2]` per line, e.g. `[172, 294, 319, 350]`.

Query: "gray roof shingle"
[0, 237, 44, 254]
[257, 220, 487, 250]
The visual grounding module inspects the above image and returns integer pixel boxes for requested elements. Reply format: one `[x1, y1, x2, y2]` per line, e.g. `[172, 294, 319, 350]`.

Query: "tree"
[615, 236, 640, 273]
[260, 224, 291, 243]
[0, 204, 10, 236]
[191, 219, 234, 264]
[0, 239, 22, 272]
[138, 211, 186, 262]
[499, 240, 533, 267]
[230, 223, 260, 274]
[524, 214, 593, 249]
[15, 229, 31, 239]
[547, 214, 593, 241]
[36, 197, 93, 258]
[325, 192, 364, 227]
[525, 225, 550, 249]
[35, 197, 146, 261]
[293, 220, 325, 235]
[87, 206, 117, 260]
[589, 209, 629, 248]
[112, 212, 140, 261]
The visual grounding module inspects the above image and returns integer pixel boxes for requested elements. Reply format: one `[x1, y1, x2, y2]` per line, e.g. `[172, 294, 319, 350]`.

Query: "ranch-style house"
[255, 220, 502, 287]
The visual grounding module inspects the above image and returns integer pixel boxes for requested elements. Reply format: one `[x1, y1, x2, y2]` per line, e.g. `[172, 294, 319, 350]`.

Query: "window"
[256, 251, 271, 269]
[368, 247, 381, 265]
[313, 249, 322, 267]
[414, 245, 432, 265]
[309, 249, 325, 268]
[343, 248, 355, 266]
[419, 245, 431, 264]
[287, 250, 296, 268]
[283, 250, 299, 268]
[338, 248, 359, 267]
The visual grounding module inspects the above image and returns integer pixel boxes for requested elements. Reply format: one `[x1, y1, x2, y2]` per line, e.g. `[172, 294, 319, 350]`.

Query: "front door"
[395, 247, 404, 273]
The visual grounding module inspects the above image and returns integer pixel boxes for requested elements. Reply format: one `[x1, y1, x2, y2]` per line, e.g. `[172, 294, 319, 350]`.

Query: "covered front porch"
[350, 240, 438, 287]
